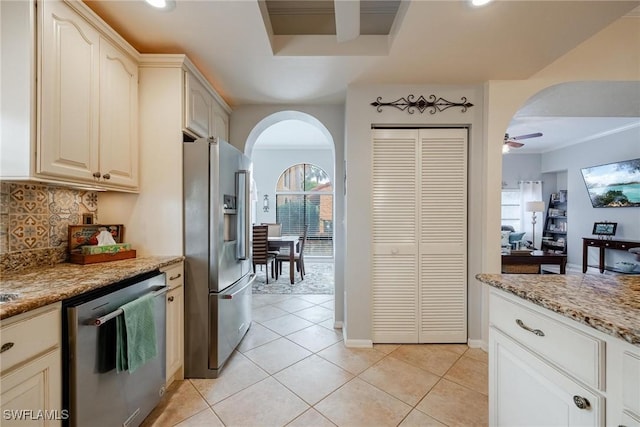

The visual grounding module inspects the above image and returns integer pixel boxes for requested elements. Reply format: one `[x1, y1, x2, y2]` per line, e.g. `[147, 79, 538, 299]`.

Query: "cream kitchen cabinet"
[161, 262, 184, 386]
[184, 69, 230, 140]
[39, 0, 138, 190]
[1, 0, 138, 191]
[0, 303, 62, 427]
[489, 288, 640, 427]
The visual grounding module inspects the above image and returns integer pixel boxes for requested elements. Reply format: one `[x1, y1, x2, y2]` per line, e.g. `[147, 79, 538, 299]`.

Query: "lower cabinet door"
[0, 349, 62, 426]
[165, 284, 184, 384]
[490, 327, 603, 426]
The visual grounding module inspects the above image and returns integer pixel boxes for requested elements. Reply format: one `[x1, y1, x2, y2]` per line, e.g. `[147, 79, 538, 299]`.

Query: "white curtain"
[519, 181, 543, 246]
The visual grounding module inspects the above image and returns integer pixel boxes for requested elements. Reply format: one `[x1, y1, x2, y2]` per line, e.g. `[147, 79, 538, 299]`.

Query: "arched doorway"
[500, 81, 640, 269]
[245, 111, 338, 298]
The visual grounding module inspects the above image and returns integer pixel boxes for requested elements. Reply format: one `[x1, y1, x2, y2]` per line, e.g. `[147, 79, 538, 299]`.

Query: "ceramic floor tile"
[174, 408, 225, 427]
[190, 351, 268, 405]
[297, 294, 334, 304]
[317, 318, 338, 330]
[252, 294, 292, 308]
[444, 355, 488, 395]
[274, 297, 316, 313]
[252, 304, 289, 323]
[286, 325, 343, 353]
[373, 344, 401, 355]
[398, 409, 446, 427]
[243, 337, 312, 374]
[315, 378, 411, 427]
[416, 378, 488, 427]
[141, 380, 208, 427]
[261, 313, 314, 335]
[389, 344, 463, 376]
[212, 377, 309, 427]
[237, 322, 281, 352]
[359, 356, 440, 406]
[317, 342, 385, 375]
[287, 408, 336, 427]
[274, 354, 353, 405]
[293, 305, 334, 323]
[464, 347, 489, 363]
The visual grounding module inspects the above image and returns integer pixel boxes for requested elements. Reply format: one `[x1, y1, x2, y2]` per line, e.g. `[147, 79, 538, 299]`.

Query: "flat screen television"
[581, 158, 640, 208]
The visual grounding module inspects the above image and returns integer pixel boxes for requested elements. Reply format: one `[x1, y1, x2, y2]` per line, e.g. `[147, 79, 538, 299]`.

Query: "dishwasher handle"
[92, 287, 169, 326]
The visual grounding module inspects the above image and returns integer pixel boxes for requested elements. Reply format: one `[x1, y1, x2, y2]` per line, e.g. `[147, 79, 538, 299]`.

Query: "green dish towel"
[116, 293, 157, 373]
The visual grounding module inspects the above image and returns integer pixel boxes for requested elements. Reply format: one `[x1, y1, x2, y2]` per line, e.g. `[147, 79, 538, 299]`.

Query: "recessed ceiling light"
[471, 0, 493, 6]
[145, 0, 175, 11]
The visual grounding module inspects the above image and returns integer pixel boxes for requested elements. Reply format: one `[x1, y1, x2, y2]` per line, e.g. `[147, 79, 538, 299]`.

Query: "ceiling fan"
[503, 132, 543, 149]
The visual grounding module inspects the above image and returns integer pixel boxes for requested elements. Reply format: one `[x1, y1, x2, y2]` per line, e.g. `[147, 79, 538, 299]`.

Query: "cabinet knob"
[572, 395, 590, 410]
[103, 173, 111, 180]
[93, 172, 101, 178]
[168, 296, 175, 302]
[0, 342, 14, 353]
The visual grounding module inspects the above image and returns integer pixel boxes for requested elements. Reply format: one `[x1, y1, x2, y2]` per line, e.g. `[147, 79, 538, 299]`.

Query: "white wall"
[344, 84, 485, 346]
[542, 127, 640, 266]
[230, 104, 346, 325]
[252, 148, 334, 225]
[501, 154, 542, 189]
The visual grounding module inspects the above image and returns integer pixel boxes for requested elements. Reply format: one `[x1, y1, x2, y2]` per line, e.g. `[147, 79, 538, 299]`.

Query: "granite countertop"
[0, 256, 183, 320]
[476, 273, 640, 347]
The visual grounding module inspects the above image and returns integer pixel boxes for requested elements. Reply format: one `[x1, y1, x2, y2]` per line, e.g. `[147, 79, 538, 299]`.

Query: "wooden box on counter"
[68, 224, 136, 264]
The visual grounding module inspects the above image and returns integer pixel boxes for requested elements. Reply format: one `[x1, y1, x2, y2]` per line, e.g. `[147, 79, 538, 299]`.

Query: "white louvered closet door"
[418, 128, 467, 342]
[371, 128, 467, 344]
[372, 130, 419, 343]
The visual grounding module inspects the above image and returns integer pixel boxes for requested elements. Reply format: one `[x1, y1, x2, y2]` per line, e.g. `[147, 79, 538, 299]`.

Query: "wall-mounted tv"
[581, 158, 640, 208]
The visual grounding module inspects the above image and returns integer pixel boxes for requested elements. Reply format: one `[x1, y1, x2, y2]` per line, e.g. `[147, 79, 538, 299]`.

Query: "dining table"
[268, 236, 300, 284]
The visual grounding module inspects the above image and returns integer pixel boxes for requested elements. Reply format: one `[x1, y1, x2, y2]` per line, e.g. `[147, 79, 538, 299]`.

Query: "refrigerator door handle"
[219, 274, 255, 299]
[236, 170, 250, 260]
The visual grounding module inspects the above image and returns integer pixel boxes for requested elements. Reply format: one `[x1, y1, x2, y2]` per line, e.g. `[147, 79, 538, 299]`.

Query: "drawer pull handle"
[515, 319, 545, 337]
[169, 273, 182, 281]
[1, 342, 14, 353]
[168, 296, 175, 302]
[573, 395, 590, 410]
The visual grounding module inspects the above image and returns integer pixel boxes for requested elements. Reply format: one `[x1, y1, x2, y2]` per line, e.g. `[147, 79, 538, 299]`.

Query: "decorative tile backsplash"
[0, 182, 99, 271]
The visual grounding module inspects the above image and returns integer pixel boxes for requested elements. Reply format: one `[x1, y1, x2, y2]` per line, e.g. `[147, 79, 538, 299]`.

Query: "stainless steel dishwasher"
[63, 270, 167, 427]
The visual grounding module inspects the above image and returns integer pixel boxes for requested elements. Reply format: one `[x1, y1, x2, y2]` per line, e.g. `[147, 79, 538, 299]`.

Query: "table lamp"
[526, 200, 545, 250]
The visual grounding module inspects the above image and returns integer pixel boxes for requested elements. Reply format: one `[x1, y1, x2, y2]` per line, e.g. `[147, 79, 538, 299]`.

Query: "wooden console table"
[502, 253, 567, 274]
[582, 237, 640, 273]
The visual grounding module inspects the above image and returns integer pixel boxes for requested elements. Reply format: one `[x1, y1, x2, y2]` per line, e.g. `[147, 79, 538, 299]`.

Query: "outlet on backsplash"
[0, 182, 99, 272]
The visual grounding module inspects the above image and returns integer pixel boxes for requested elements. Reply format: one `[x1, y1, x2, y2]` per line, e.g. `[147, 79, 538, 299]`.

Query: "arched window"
[276, 164, 333, 257]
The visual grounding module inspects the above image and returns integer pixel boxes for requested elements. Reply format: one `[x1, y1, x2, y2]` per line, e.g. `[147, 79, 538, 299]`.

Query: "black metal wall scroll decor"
[370, 94, 474, 114]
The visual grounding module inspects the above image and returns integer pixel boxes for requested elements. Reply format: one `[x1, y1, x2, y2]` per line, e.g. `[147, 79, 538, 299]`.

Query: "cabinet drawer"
[490, 291, 604, 389]
[623, 351, 640, 414]
[162, 262, 184, 289]
[0, 306, 60, 373]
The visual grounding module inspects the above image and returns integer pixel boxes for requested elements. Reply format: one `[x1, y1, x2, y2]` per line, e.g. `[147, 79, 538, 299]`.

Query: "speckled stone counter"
[0, 256, 183, 320]
[476, 273, 640, 346]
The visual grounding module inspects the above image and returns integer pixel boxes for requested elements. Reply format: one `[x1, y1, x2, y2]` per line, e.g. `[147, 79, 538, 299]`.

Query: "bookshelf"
[542, 191, 567, 254]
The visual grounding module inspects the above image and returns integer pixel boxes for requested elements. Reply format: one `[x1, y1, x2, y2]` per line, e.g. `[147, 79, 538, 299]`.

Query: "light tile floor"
[142, 294, 488, 427]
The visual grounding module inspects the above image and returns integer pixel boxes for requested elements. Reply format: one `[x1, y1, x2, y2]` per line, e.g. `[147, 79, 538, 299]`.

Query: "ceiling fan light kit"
[503, 132, 543, 150]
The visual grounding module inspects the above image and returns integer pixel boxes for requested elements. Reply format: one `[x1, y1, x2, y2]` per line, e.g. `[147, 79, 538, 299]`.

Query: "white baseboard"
[344, 339, 373, 348]
[333, 321, 343, 329]
[468, 338, 488, 352]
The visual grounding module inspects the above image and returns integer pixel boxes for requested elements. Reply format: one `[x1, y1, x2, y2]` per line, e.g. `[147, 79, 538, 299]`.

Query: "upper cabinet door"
[212, 105, 229, 141]
[184, 71, 212, 138]
[99, 38, 139, 188]
[38, 0, 100, 181]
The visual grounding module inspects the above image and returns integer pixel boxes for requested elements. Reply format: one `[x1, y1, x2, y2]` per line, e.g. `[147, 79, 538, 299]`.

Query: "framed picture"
[592, 222, 617, 236]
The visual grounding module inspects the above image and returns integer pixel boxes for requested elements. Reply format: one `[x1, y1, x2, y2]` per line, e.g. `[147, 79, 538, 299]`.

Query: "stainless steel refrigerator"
[183, 137, 254, 378]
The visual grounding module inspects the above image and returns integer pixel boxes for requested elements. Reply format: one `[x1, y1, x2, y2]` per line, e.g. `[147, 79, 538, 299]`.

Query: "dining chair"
[261, 223, 282, 238]
[277, 225, 308, 281]
[252, 225, 277, 282]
